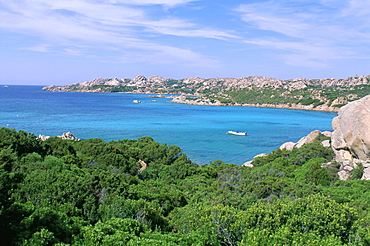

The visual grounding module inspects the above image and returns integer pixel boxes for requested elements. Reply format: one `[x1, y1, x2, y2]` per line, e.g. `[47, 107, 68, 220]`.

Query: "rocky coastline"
[43, 74, 370, 93]
[42, 74, 370, 179]
[34, 95, 370, 180]
[243, 95, 370, 180]
[170, 95, 339, 112]
[42, 74, 370, 113]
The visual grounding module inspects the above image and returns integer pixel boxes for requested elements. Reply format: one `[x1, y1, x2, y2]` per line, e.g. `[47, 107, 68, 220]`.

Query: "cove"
[0, 85, 336, 165]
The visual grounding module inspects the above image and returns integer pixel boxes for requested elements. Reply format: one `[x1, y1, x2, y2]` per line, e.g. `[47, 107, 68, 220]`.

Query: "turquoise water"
[0, 85, 336, 165]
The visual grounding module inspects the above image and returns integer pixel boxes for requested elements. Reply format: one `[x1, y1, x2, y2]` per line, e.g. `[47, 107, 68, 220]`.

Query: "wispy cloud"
[235, 0, 370, 68]
[0, 0, 232, 67]
[342, 0, 370, 16]
[21, 44, 54, 53]
[110, 0, 199, 7]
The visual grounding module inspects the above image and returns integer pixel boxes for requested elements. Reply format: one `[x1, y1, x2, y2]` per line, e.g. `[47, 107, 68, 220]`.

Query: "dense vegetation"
[53, 78, 370, 109]
[1, 127, 370, 245]
[219, 84, 370, 108]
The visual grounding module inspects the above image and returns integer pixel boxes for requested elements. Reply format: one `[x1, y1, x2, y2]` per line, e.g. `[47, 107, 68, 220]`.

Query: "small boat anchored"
[227, 130, 247, 136]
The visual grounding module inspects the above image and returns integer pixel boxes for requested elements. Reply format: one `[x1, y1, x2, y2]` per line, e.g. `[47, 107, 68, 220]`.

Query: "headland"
[43, 74, 370, 112]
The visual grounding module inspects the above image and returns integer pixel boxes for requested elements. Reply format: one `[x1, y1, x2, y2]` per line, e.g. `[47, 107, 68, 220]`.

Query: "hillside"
[1, 127, 370, 245]
[43, 74, 370, 112]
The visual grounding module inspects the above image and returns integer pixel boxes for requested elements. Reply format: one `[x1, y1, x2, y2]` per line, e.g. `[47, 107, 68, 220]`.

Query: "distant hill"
[43, 74, 370, 112]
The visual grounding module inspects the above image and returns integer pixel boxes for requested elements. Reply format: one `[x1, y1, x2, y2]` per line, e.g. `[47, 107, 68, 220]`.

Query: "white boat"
[132, 100, 142, 103]
[227, 130, 247, 136]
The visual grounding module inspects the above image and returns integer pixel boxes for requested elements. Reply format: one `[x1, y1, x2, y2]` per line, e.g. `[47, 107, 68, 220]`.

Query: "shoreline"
[170, 95, 339, 113]
[43, 88, 340, 113]
[174, 101, 339, 113]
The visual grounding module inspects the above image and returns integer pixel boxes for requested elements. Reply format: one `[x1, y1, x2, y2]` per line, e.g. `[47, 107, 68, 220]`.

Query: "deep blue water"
[0, 85, 336, 165]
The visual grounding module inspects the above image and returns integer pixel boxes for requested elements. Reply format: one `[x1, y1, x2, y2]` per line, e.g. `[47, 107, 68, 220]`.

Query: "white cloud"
[109, 0, 198, 7]
[245, 39, 345, 68]
[235, 0, 370, 68]
[0, 0, 231, 67]
[21, 44, 54, 53]
[147, 26, 239, 40]
[236, 3, 311, 39]
[343, 0, 370, 16]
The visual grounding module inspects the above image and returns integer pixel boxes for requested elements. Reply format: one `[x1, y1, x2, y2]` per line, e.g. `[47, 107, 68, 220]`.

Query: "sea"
[0, 85, 336, 165]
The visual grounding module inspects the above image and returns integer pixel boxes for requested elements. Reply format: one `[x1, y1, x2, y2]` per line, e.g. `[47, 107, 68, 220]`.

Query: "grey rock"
[322, 131, 332, 138]
[344, 166, 354, 171]
[331, 95, 370, 160]
[242, 161, 254, 168]
[133, 75, 147, 84]
[38, 132, 80, 141]
[254, 153, 268, 158]
[280, 130, 331, 151]
[242, 153, 268, 168]
[321, 140, 331, 148]
[338, 170, 351, 180]
[37, 134, 50, 141]
[279, 142, 295, 151]
[295, 130, 322, 148]
[59, 132, 79, 141]
[362, 166, 370, 180]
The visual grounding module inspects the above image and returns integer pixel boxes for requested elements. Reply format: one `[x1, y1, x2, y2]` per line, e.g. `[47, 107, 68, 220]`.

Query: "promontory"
[43, 74, 370, 112]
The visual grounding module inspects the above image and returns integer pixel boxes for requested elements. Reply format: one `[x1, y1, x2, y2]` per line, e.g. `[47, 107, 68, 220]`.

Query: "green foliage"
[220, 84, 370, 109]
[0, 128, 369, 245]
[169, 203, 240, 245]
[235, 194, 358, 244]
[80, 218, 144, 245]
[22, 228, 57, 246]
[0, 128, 44, 157]
[294, 158, 333, 186]
[43, 137, 76, 158]
[253, 142, 334, 167]
[351, 163, 364, 179]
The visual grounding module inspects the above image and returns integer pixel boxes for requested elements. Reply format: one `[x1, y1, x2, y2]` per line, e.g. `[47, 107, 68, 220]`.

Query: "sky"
[1, 0, 370, 85]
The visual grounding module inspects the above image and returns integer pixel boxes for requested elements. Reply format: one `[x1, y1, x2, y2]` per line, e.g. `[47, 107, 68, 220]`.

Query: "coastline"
[169, 95, 340, 113]
[41, 73, 370, 114]
[3, 85, 336, 165]
[43, 88, 340, 113]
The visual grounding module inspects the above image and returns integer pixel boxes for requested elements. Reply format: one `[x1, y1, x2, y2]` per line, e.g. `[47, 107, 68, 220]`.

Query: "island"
[43, 74, 370, 112]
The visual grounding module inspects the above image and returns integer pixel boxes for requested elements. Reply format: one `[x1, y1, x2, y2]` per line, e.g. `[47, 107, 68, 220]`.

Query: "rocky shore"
[171, 95, 339, 112]
[43, 74, 370, 93]
[43, 74, 370, 113]
[243, 95, 370, 180]
[37, 132, 80, 141]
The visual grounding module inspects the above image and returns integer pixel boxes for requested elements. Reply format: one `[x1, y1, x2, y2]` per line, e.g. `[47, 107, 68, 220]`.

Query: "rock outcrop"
[43, 74, 370, 94]
[279, 130, 331, 151]
[332, 95, 370, 160]
[243, 130, 332, 168]
[38, 132, 80, 141]
[245, 118, 370, 180]
[59, 132, 80, 141]
[331, 95, 370, 179]
[276, 94, 370, 181]
[242, 153, 267, 167]
[42, 74, 370, 112]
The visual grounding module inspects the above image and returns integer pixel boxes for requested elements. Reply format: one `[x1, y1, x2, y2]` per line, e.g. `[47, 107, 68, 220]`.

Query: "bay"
[0, 85, 336, 165]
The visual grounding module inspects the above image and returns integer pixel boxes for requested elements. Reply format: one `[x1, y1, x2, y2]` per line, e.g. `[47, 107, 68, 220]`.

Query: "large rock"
[331, 95, 370, 160]
[279, 142, 295, 151]
[59, 132, 79, 141]
[295, 130, 322, 148]
[279, 130, 328, 150]
[37, 132, 80, 141]
[133, 75, 147, 84]
[331, 95, 370, 180]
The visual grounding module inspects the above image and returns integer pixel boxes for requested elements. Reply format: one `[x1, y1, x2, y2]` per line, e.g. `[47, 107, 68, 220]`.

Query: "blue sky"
[1, 0, 370, 85]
